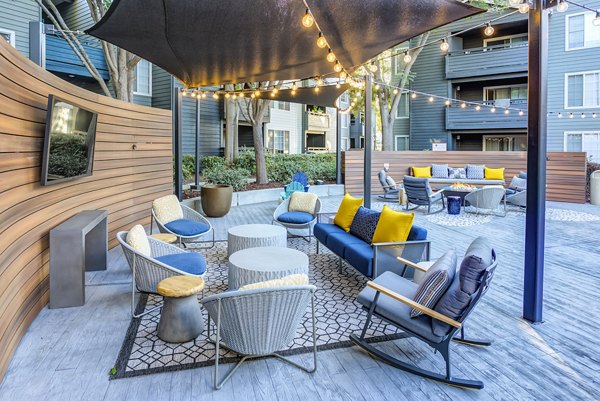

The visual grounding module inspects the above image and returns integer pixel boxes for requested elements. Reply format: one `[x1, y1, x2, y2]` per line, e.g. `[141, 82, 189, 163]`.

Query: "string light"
[475, 105, 481, 111]
[445, 99, 451, 106]
[224, 92, 230, 99]
[519, 110, 524, 116]
[428, 96, 434, 102]
[238, 92, 244, 98]
[212, 92, 218, 99]
[581, 113, 586, 118]
[316, 77, 324, 86]
[181, 89, 187, 97]
[440, 38, 449, 52]
[518, 1, 530, 14]
[593, 113, 598, 118]
[411, 92, 417, 99]
[403, 51, 412, 63]
[302, 9, 314, 27]
[254, 89, 260, 97]
[393, 88, 399, 95]
[504, 109, 510, 114]
[334, 61, 343, 73]
[484, 23, 495, 37]
[491, 107, 496, 113]
[316, 32, 327, 48]
[272, 87, 279, 94]
[326, 49, 336, 63]
[335, 82, 341, 89]
[569, 112, 574, 119]
[460, 102, 467, 108]
[339, 71, 347, 80]
[314, 86, 320, 93]
[369, 62, 378, 73]
[594, 11, 600, 26]
[558, 112, 563, 118]
[557, 0, 569, 12]
[375, 84, 380, 90]
[250, 93, 256, 99]
[201, 92, 207, 99]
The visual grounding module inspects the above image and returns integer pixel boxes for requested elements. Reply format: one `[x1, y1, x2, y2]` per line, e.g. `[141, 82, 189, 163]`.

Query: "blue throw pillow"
[165, 219, 210, 237]
[277, 211, 314, 224]
[349, 206, 380, 244]
[156, 253, 206, 275]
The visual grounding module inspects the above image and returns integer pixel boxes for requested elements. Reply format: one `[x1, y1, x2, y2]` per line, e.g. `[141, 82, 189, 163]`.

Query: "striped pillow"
[410, 250, 456, 318]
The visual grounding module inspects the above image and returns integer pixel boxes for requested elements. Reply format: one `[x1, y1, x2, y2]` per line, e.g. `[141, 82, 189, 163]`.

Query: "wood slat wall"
[343, 150, 587, 203]
[0, 40, 173, 380]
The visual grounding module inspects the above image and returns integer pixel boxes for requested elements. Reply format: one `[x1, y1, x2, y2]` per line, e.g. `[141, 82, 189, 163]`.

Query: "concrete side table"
[227, 224, 287, 256]
[156, 276, 205, 343]
[228, 247, 309, 290]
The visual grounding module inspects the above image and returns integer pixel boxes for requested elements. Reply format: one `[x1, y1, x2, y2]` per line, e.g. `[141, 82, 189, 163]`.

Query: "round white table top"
[228, 247, 308, 273]
[228, 224, 286, 238]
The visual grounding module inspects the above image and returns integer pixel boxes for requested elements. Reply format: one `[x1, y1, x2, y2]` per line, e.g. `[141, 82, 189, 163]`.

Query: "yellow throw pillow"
[126, 224, 151, 257]
[371, 205, 414, 244]
[484, 167, 505, 181]
[333, 193, 363, 232]
[239, 274, 309, 290]
[152, 194, 183, 224]
[289, 191, 319, 214]
[412, 166, 432, 178]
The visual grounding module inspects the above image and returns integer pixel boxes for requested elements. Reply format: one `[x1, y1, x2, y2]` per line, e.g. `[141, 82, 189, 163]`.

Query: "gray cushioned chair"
[403, 176, 445, 214]
[378, 169, 400, 200]
[464, 186, 507, 216]
[273, 197, 321, 242]
[202, 285, 317, 389]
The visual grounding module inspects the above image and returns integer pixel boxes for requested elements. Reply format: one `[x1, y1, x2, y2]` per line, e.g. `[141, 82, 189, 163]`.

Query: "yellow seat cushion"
[289, 191, 319, 214]
[126, 224, 151, 257]
[240, 274, 309, 290]
[484, 167, 505, 181]
[412, 166, 432, 178]
[371, 205, 414, 244]
[333, 193, 363, 232]
[152, 194, 183, 224]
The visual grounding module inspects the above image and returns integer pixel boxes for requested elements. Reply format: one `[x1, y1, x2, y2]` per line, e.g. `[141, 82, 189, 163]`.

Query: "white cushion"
[239, 274, 309, 290]
[288, 192, 318, 214]
[152, 195, 183, 224]
[126, 225, 151, 257]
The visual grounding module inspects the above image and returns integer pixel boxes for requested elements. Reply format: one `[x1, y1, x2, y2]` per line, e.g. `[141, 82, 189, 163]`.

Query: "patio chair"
[151, 195, 215, 248]
[350, 237, 497, 389]
[377, 168, 400, 201]
[403, 176, 445, 214]
[291, 171, 310, 192]
[117, 230, 207, 318]
[280, 181, 304, 200]
[201, 285, 317, 389]
[506, 189, 527, 208]
[273, 196, 322, 242]
[464, 186, 507, 216]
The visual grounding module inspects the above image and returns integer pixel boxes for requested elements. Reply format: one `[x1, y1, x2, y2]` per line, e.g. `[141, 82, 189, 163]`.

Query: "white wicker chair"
[464, 186, 507, 217]
[507, 189, 527, 208]
[152, 203, 215, 248]
[201, 285, 317, 389]
[117, 231, 206, 318]
[272, 197, 321, 242]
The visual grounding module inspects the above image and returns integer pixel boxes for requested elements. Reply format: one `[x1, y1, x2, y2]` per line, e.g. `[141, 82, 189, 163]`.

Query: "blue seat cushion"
[277, 211, 314, 224]
[165, 219, 210, 237]
[407, 225, 427, 241]
[345, 243, 374, 277]
[155, 253, 207, 276]
[314, 223, 345, 245]
[326, 232, 365, 258]
[357, 271, 442, 343]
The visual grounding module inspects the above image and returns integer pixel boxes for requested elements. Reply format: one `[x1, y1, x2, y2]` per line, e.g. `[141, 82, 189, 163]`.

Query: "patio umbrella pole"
[523, 0, 548, 323]
[364, 74, 372, 208]
[336, 109, 342, 185]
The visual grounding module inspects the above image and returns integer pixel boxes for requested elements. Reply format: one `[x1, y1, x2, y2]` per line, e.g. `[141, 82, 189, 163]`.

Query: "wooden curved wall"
[0, 40, 172, 380]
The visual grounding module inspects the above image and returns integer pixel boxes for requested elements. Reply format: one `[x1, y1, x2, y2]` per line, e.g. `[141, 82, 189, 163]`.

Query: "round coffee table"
[227, 224, 287, 256]
[156, 276, 205, 343]
[228, 247, 309, 289]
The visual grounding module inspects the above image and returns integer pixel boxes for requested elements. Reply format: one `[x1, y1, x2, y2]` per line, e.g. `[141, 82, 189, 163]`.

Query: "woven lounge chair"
[464, 186, 507, 216]
[403, 176, 445, 214]
[506, 189, 527, 207]
[273, 197, 321, 242]
[202, 285, 317, 389]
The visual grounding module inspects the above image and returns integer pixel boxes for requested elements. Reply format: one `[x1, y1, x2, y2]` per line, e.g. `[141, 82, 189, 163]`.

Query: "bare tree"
[35, 0, 141, 101]
[223, 84, 238, 161]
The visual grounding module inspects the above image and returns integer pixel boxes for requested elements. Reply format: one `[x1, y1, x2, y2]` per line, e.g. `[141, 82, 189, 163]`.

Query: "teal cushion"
[155, 253, 206, 275]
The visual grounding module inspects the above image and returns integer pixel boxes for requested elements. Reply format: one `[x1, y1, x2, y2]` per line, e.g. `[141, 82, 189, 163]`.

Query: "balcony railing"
[445, 42, 528, 79]
[307, 111, 330, 129]
[446, 100, 528, 130]
[45, 34, 109, 80]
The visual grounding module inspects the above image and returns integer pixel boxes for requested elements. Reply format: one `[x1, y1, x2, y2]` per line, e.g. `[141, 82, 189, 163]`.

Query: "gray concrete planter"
[200, 184, 233, 217]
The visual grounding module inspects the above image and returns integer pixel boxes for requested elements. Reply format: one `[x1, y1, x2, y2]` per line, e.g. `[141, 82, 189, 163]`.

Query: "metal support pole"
[174, 88, 183, 201]
[336, 109, 342, 185]
[523, 0, 548, 323]
[191, 97, 201, 190]
[364, 75, 373, 208]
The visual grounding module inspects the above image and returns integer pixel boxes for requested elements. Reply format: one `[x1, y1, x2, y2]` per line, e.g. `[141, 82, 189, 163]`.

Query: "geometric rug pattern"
[112, 238, 404, 379]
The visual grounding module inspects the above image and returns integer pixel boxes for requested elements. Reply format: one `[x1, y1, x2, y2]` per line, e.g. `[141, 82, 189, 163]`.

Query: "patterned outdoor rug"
[112, 238, 404, 379]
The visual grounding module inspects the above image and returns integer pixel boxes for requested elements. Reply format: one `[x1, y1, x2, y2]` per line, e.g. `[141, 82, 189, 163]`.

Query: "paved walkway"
[1, 197, 599, 400]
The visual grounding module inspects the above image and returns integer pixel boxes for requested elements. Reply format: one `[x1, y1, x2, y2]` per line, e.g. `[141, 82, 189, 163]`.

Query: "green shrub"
[200, 155, 226, 171]
[47, 133, 89, 178]
[234, 148, 256, 173]
[182, 155, 195, 181]
[203, 166, 250, 191]
[265, 153, 336, 183]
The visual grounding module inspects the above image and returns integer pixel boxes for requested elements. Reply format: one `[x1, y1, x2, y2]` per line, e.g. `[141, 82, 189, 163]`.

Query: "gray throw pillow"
[509, 176, 527, 191]
[459, 237, 494, 295]
[449, 167, 466, 179]
[519, 171, 527, 179]
[466, 165, 485, 180]
[431, 276, 471, 337]
[410, 250, 456, 318]
[385, 176, 397, 189]
[431, 164, 449, 178]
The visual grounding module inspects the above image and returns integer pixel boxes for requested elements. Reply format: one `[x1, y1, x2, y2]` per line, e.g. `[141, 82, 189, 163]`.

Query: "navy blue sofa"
[314, 221, 430, 278]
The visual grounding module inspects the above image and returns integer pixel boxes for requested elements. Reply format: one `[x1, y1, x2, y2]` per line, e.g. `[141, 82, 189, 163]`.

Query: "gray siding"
[180, 96, 222, 155]
[58, 0, 95, 32]
[0, 0, 40, 58]
[546, 1, 600, 152]
[152, 66, 173, 110]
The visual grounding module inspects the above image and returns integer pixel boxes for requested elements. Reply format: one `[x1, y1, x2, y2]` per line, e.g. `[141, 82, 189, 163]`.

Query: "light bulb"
[403, 51, 412, 63]
[270, 92, 275, 98]
[212, 93, 218, 99]
[461, 102, 467, 108]
[593, 113, 597, 119]
[232, 94, 237, 100]
[254, 90, 260, 97]
[291, 83, 298, 91]
[316, 32, 327, 48]
[475, 105, 481, 111]
[339, 71, 347, 80]
[181, 90, 187, 97]
[351, 101, 356, 107]
[369, 63, 378, 73]
[316, 77, 324, 86]
[326, 50, 336, 63]
[251, 93, 256, 99]
[557, 112, 563, 118]
[440, 38, 449, 52]
[201, 92, 207, 99]
[334, 61, 342, 73]
[272, 87, 279, 94]
[225, 92, 230, 99]
[428, 96, 434, 102]
[519, 1, 530, 13]
[557, 0, 568, 12]
[302, 9, 314, 27]
[445, 99, 451, 106]
[375, 84, 380, 90]
[315, 86, 320, 93]
[518, 110, 524, 116]
[504, 109, 510, 114]
[238, 92, 244, 98]
[581, 113, 586, 118]
[484, 23, 495, 37]
[593, 11, 600, 26]
[393, 88, 399, 95]
[491, 107, 496, 113]
[569, 112, 574, 119]
[335, 83, 340, 89]
[411, 93, 417, 99]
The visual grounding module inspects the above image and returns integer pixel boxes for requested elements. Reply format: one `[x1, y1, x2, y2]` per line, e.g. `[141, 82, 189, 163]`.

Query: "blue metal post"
[364, 75, 372, 208]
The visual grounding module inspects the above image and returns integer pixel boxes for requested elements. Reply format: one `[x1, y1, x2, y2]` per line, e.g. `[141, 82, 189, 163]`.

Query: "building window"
[134, 60, 152, 96]
[393, 44, 409, 75]
[483, 33, 528, 48]
[483, 135, 527, 151]
[0, 28, 16, 47]
[395, 91, 409, 119]
[341, 114, 349, 128]
[340, 92, 349, 104]
[394, 135, 409, 151]
[272, 101, 290, 111]
[565, 71, 600, 108]
[564, 132, 600, 162]
[566, 12, 600, 50]
[267, 130, 289, 154]
[483, 84, 528, 107]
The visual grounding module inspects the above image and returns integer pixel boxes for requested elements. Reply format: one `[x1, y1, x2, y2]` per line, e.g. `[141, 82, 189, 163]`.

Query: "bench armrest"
[372, 239, 431, 248]
[367, 281, 461, 329]
[429, 189, 444, 198]
[317, 211, 336, 223]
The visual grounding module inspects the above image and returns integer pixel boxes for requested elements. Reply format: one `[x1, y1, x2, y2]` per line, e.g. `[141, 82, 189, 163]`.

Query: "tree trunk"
[379, 90, 395, 151]
[252, 122, 268, 184]
[224, 84, 237, 161]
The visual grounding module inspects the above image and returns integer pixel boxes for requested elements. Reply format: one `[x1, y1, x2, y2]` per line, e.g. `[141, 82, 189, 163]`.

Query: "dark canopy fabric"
[87, 0, 482, 88]
[268, 84, 350, 108]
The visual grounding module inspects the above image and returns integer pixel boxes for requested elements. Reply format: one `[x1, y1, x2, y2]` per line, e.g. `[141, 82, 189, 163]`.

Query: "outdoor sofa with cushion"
[408, 164, 505, 186]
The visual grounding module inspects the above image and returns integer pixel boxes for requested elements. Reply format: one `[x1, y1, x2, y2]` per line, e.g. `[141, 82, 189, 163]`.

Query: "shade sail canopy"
[267, 84, 350, 108]
[87, 0, 482, 88]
